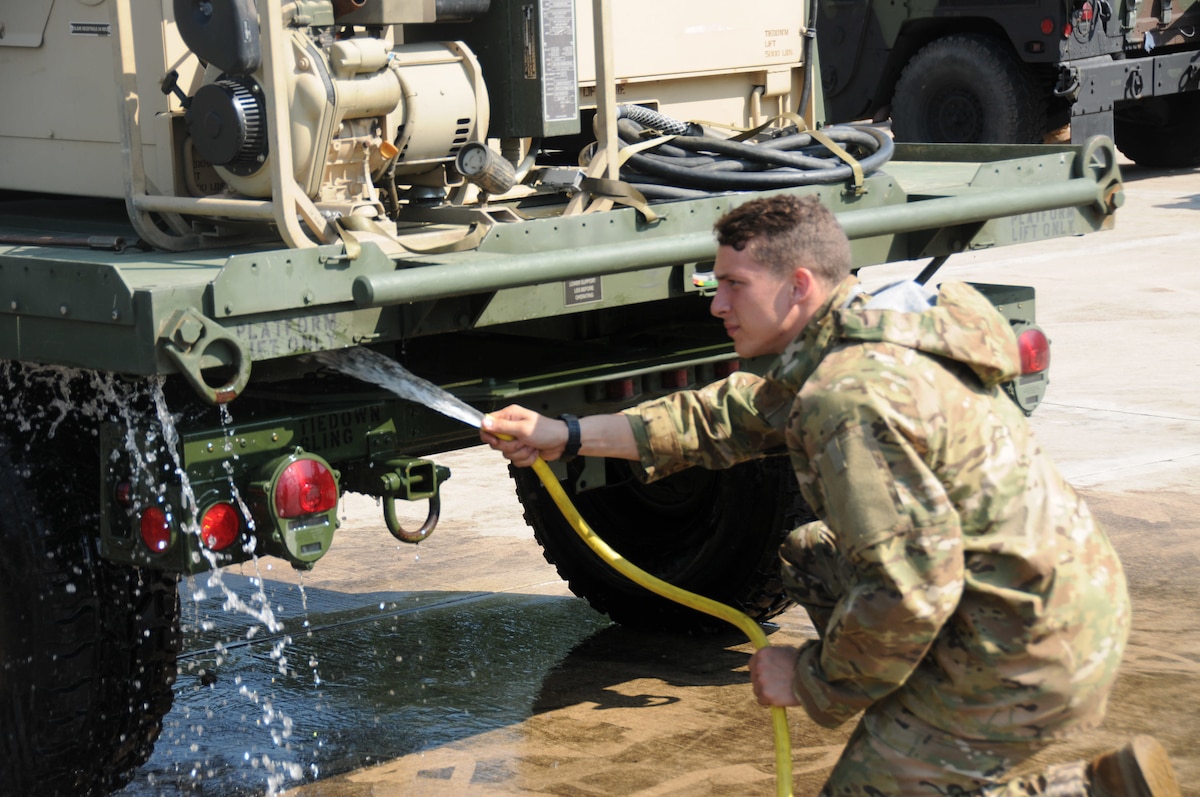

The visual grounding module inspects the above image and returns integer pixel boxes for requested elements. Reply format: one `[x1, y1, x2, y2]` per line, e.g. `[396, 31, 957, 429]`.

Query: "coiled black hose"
[611, 106, 894, 200]
[615, 104, 704, 137]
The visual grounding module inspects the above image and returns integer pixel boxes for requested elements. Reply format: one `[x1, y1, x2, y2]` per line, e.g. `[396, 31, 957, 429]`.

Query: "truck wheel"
[1114, 94, 1200, 168]
[891, 34, 1046, 144]
[0, 432, 180, 796]
[512, 457, 813, 632]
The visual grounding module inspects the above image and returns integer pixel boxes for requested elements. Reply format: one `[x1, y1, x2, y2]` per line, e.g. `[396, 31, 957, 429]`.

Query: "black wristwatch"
[559, 413, 582, 462]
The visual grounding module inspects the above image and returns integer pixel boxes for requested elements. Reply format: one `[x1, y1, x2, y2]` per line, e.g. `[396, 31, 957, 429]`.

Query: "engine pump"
[174, 0, 488, 221]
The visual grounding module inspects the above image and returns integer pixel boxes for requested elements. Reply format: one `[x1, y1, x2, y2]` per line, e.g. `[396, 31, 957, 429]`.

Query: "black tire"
[0, 427, 181, 794]
[1114, 93, 1200, 168]
[512, 457, 814, 632]
[891, 34, 1047, 144]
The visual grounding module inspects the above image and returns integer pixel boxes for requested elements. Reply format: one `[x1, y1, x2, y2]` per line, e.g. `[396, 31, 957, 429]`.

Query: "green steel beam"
[352, 177, 1108, 308]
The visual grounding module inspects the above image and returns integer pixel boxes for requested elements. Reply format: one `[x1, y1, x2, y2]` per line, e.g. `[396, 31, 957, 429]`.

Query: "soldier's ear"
[791, 267, 815, 303]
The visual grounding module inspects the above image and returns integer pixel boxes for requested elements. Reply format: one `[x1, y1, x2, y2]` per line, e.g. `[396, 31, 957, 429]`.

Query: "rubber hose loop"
[616, 121, 892, 192]
[615, 104, 697, 136]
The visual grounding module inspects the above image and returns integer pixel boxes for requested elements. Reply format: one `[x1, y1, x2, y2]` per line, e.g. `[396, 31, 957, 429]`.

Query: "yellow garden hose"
[527, 455, 794, 797]
[311, 350, 794, 794]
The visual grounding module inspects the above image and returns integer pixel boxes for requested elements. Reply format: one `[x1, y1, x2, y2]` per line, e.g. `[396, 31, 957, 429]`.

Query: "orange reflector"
[660, 368, 690, 389]
[714, 359, 741, 379]
[1018, 327, 1051, 374]
[139, 507, 171, 553]
[606, 378, 637, 401]
[275, 459, 338, 518]
[201, 502, 241, 550]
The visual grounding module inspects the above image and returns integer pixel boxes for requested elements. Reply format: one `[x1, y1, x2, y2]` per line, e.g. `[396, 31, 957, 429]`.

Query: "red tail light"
[201, 502, 241, 550]
[275, 459, 338, 518]
[140, 507, 172, 553]
[1018, 327, 1050, 374]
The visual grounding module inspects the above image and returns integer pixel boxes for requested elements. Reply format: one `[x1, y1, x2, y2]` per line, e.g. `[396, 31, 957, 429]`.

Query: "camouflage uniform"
[622, 277, 1130, 794]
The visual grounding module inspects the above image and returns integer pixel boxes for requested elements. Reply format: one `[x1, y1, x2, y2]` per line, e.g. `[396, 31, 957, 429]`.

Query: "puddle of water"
[116, 578, 610, 796]
[3, 353, 569, 795]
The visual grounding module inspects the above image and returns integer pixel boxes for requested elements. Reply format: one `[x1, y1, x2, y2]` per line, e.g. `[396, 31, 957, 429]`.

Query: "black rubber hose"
[615, 104, 703, 137]
[622, 124, 893, 189]
[612, 109, 893, 193]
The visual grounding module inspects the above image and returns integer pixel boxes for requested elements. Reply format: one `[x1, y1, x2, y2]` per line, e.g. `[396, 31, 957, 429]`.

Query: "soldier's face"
[710, 245, 808, 358]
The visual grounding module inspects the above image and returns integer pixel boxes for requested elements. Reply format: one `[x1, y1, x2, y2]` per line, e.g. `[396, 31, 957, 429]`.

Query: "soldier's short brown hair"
[714, 194, 852, 285]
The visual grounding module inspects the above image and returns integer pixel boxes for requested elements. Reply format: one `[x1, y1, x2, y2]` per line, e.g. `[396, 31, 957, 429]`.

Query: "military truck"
[0, 0, 1122, 793]
[817, 0, 1200, 166]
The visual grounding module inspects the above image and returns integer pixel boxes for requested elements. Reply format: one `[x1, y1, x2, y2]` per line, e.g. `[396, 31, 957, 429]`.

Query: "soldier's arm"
[621, 371, 792, 481]
[483, 407, 638, 467]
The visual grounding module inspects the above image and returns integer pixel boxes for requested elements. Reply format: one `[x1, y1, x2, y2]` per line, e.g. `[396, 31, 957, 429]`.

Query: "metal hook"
[383, 493, 441, 544]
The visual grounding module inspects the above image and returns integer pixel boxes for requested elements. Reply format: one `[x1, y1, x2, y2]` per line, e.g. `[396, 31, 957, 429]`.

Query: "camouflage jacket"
[623, 277, 1130, 741]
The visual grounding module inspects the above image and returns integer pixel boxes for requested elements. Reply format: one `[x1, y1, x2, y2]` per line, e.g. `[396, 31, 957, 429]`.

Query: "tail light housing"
[1007, 322, 1051, 415]
[1017, 326, 1051, 374]
[200, 502, 242, 551]
[250, 451, 341, 568]
[139, 506, 172, 553]
[274, 458, 338, 518]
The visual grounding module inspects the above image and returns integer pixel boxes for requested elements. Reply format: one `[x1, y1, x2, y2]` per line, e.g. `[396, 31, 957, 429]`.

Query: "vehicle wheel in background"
[892, 34, 1047, 144]
[512, 457, 813, 633]
[1115, 93, 1200, 169]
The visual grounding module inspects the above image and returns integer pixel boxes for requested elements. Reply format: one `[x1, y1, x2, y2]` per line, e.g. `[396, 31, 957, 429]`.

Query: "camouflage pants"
[780, 522, 1092, 796]
[822, 701, 1090, 796]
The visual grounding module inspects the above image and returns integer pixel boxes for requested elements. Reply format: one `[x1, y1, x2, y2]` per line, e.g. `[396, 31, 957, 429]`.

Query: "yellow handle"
[528, 456, 793, 797]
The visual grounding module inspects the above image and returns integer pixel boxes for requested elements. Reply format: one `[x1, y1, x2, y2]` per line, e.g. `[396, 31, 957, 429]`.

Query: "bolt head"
[177, 317, 204, 345]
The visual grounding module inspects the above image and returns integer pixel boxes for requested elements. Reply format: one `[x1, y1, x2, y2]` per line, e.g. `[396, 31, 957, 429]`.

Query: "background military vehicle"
[817, 0, 1200, 166]
[0, 0, 1122, 793]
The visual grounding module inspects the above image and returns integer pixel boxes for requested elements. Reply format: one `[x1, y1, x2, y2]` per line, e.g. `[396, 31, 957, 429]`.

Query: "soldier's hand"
[481, 405, 569, 467]
[748, 646, 803, 707]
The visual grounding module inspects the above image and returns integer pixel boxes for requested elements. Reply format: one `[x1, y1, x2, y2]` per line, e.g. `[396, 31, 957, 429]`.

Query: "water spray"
[313, 348, 794, 797]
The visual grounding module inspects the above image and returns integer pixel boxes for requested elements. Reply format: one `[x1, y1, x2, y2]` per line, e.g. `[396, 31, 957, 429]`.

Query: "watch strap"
[559, 413, 582, 462]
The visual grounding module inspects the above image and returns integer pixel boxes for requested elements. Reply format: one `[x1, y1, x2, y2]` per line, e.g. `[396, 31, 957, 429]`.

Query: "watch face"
[458, 144, 489, 176]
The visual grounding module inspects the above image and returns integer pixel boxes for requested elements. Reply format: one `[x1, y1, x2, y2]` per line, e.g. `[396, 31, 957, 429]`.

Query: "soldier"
[481, 194, 1180, 796]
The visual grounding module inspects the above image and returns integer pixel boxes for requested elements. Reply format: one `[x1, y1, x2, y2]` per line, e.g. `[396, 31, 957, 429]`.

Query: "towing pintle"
[341, 458, 452, 544]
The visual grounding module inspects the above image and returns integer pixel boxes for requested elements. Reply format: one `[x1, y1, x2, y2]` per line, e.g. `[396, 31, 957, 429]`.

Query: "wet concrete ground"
[117, 159, 1200, 796]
